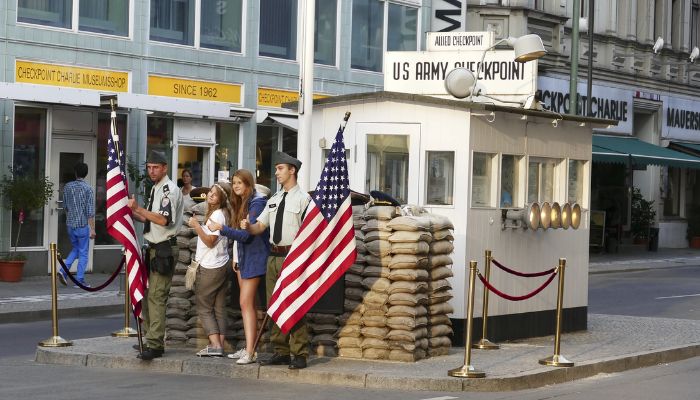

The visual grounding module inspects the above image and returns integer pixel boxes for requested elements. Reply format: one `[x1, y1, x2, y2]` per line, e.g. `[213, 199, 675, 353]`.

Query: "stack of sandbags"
[424, 214, 455, 357]
[308, 312, 339, 357]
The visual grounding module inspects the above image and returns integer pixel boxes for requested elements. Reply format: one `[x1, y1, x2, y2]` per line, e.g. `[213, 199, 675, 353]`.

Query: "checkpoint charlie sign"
[383, 50, 538, 99]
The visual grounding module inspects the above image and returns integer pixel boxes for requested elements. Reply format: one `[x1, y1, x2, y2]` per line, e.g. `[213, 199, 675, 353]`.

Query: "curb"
[34, 343, 700, 392]
[1, 304, 122, 324]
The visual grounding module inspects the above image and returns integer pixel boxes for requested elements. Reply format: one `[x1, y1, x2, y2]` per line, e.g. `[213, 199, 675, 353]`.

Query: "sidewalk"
[6, 249, 700, 391]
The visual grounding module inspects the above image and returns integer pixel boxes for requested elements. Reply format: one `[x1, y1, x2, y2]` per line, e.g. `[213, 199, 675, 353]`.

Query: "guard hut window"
[259, 0, 298, 60]
[200, 0, 243, 52]
[315, 0, 338, 65]
[500, 154, 522, 208]
[568, 159, 586, 206]
[11, 107, 48, 247]
[215, 122, 240, 183]
[472, 152, 495, 208]
[366, 134, 409, 204]
[527, 157, 560, 204]
[150, 0, 195, 45]
[426, 151, 454, 206]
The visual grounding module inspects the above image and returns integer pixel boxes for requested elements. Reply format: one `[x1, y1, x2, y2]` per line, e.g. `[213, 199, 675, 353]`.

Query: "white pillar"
[297, 0, 315, 191]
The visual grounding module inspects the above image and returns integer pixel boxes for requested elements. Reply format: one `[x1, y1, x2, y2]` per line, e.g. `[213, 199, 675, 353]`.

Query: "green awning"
[592, 135, 700, 169]
[670, 141, 700, 154]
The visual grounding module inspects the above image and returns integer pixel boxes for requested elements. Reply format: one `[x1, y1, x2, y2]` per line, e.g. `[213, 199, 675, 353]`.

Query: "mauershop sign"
[426, 31, 493, 51]
[384, 51, 537, 99]
[663, 97, 700, 140]
[537, 76, 633, 134]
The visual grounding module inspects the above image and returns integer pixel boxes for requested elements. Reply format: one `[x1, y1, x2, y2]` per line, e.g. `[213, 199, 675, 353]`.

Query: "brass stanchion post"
[112, 254, 137, 337]
[39, 243, 72, 347]
[448, 261, 485, 378]
[539, 258, 574, 367]
[474, 250, 499, 350]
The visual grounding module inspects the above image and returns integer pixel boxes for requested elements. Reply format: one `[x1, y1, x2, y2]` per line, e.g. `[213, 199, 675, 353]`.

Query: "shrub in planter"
[630, 188, 656, 243]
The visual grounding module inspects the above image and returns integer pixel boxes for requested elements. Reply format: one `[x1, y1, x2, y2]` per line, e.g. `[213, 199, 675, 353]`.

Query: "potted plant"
[630, 187, 656, 245]
[0, 167, 54, 282]
[686, 204, 700, 248]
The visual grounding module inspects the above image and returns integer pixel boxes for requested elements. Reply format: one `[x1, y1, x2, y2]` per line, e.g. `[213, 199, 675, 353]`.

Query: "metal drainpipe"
[586, 0, 595, 117]
[569, 0, 581, 115]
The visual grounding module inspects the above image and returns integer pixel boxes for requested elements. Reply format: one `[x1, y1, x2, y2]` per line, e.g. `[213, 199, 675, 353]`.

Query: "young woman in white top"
[187, 182, 234, 357]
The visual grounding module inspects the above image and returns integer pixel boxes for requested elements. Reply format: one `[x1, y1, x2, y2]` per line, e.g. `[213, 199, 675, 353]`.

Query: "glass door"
[49, 138, 96, 273]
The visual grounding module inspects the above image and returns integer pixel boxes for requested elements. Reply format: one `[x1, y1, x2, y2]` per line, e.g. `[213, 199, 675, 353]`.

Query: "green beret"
[146, 150, 168, 165]
[272, 151, 302, 171]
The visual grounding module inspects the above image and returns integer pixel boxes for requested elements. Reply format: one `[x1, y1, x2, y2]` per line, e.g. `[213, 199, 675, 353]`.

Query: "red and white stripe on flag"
[106, 115, 148, 319]
[267, 125, 356, 334]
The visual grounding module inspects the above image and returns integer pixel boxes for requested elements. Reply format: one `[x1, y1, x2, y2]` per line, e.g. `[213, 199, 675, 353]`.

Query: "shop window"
[693, 0, 699, 48]
[11, 107, 48, 248]
[315, 0, 337, 65]
[259, 0, 298, 60]
[18, 0, 73, 29]
[256, 125, 296, 194]
[79, 0, 129, 36]
[568, 159, 586, 205]
[201, 0, 243, 52]
[387, 3, 417, 51]
[366, 135, 409, 204]
[215, 122, 240, 182]
[94, 113, 127, 245]
[146, 116, 174, 179]
[527, 157, 559, 204]
[472, 152, 495, 208]
[501, 154, 522, 208]
[663, 166, 681, 217]
[426, 151, 454, 206]
[351, 0, 384, 71]
[150, 0, 195, 45]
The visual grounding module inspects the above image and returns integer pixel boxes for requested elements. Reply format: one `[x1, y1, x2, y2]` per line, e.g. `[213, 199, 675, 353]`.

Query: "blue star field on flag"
[313, 127, 351, 221]
[107, 136, 127, 182]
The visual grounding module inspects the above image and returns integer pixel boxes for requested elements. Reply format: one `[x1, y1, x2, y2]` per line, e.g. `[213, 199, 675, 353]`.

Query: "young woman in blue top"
[208, 169, 270, 364]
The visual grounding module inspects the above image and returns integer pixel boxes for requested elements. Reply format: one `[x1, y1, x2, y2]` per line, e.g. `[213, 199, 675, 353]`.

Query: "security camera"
[653, 37, 664, 54]
[690, 47, 699, 63]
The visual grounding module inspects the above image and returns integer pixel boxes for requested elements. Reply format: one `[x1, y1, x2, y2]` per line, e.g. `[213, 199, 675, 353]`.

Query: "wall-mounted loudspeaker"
[539, 202, 551, 229]
[550, 202, 562, 229]
[560, 203, 572, 229]
[505, 203, 540, 230]
[571, 203, 582, 229]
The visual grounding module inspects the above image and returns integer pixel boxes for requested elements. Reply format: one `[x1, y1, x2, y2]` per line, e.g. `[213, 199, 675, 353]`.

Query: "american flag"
[106, 111, 147, 319]
[267, 124, 357, 333]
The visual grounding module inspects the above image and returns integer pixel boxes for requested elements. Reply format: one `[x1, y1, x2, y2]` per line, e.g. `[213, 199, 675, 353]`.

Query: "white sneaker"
[236, 351, 258, 365]
[196, 346, 223, 357]
[227, 348, 246, 359]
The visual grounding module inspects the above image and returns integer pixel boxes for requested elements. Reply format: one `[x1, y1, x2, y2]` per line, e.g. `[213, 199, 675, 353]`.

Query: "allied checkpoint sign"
[383, 50, 538, 102]
[426, 31, 494, 51]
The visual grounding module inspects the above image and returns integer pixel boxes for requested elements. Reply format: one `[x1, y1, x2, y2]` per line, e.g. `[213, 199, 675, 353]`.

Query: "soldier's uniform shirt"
[143, 176, 184, 244]
[258, 184, 311, 246]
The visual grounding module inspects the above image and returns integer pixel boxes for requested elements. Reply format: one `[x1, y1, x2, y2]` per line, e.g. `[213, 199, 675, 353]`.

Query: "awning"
[592, 135, 700, 169]
[268, 115, 298, 131]
[669, 141, 700, 155]
[0, 83, 100, 106]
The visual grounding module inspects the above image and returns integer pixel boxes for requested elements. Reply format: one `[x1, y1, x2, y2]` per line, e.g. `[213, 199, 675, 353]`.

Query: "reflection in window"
[18, 0, 72, 28]
[146, 116, 173, 190]
[366, 135, 409, 204]
[215, 122, 240, 182]
[79, 0, 129, 36]
[528, 157, 558, 204]
[259, 0, 298, 59]
[472, 153, 493, 207]
[426, 151, 454, 205]
[501, 155, 521, 208]
[256, 125, 279, 194]
[12, 107, 48, 247]
[663, 166, 681, 217]
[351, 0, 384, 71]
[95, 113, 127, 245]
[150, 0, 195, 45]
[314, 0, 337, 65]
[568, 159, 585, 205]
[201, 0, 242, 52]
[387, 3, 418, 51]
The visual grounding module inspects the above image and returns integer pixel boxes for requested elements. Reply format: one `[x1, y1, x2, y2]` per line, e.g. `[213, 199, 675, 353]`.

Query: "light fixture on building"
[690, 47, 699, 63]
[652, 37, 664, 54]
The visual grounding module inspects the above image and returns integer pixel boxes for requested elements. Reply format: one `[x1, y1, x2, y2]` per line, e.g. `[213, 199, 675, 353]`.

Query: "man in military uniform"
[242, 151, 311, 369]
[128, 150, 184, 361]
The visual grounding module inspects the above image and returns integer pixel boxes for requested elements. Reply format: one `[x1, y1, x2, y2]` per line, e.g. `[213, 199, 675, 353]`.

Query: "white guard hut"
[306, 91, 615, 341]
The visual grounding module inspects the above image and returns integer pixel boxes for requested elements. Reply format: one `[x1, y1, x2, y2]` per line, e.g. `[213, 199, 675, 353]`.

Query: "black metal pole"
[586, 0, 595, 117]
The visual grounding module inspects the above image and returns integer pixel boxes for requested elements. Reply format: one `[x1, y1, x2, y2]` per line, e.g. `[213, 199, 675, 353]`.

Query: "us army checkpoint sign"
[384, 50, 538, 101]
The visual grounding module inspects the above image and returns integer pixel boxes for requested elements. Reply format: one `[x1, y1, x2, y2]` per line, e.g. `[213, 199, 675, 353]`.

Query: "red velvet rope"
[58, 256, 125, 292]
[491, 258, 556, 278]
[478, 270, 557, 301]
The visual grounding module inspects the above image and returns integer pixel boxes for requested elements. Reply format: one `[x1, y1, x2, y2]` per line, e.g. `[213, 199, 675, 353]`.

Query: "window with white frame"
[501, 154, 521, 208]
[315, 0, 337, 65]
[150, 0, 195, 45]
[18, 0, 130, 36]
[527, 157, 559, 204]
[472, 152, 495, 207]
[351, 0, 419, 72]
[366, 134, 410, 204]
[692, 0, 699, 48]
[567, 159, 586, 205]
[259, 0, 298, 60]
[200, 0, 243, 52]
[426, 151, 454, 206]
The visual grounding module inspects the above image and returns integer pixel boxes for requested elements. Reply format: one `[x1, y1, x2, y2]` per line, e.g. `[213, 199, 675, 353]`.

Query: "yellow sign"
[15, 61, 129, 92]
[257, 88, 327, 108]
[148, 75, 242, 104]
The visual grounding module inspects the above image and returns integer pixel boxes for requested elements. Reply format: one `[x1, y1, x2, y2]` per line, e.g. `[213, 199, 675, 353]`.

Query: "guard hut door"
[49, 137, 96, 274]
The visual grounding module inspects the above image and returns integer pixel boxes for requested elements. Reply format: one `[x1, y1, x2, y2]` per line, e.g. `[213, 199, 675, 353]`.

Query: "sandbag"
[387, 305, 427, 318]
[361, 337, 390, 350]
[364, 206, 398, 221]
[365, 238, 392, 256]
[388, 230, 433, 243]
[347, 263, 364, 275]
[429, 254, 453, 267]
[362, 291, 389, 307]
[428, 290, 453, 305]
[362, 348, 389, 359]
[388, 292, 428, 306]
[388, 268, 430, 282]
[386, 316, 428, 330]
[345, 273, 363, 288]
[361, 277, 391, 293]
[388, 280, 429, 294]
[364, 254, 392, 267]
[386, 327, 428, 342]
[387, 216, 431, 231]
[432, 229, 454, 241]
[344, 287, 366, 301]
[337, 324, 361, 337]
[424, 214, 454, 231]
[429, 240, 454, 255]
[361, 219, 393, 232]
[429, 279, 452, 292]
[429, 302, 454, 315]
[361, 315, 387, 328]
[338, 337, 362, 348]
[361, 326, 389, 339]
[338, 347, 363, 358]
[430, 266, 454, 280]
[363, 265, 391, 278]
[429, 324, 454, 337]
[429, 336, 453, 348]
[389, 254, 429, 269]
[391, 241, 430, 255]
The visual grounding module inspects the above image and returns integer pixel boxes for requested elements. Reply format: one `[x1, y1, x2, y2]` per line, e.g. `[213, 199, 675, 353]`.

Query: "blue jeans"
[64, 225, 90, 281]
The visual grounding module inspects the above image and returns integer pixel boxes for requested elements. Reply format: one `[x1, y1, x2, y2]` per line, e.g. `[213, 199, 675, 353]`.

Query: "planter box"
[0, 260, 25, 282]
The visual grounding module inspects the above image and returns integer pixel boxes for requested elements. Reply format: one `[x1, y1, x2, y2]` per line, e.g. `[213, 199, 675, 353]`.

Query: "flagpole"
[297, 0, 315, 192]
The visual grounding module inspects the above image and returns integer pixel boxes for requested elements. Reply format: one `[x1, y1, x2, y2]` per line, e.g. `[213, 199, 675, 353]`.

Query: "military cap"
[272, 151, 302, 171]
[146, 150, 168, 165]
[370, 190, 401, 207]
